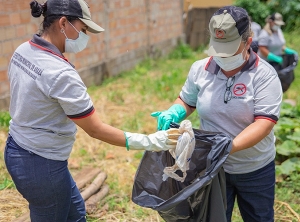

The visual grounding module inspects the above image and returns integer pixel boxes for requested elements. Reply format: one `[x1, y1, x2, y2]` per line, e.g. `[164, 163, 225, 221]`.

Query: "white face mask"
[213, 46, 246, 71]
[62, 21, 90, 53]
[272, 25, 280, 31]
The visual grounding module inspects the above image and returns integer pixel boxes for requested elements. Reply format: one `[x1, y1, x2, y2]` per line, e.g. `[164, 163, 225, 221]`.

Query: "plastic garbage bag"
[269, 53, 298, 92]
[132, 122, 232, 222]
[163, 120, 195, 182]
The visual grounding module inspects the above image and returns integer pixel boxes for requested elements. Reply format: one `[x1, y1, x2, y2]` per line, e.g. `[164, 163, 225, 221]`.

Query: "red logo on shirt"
[233, 84, 246, 96]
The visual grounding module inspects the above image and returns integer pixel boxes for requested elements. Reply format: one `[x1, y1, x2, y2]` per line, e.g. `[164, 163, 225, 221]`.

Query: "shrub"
[268, 0, 300, 32]
[234, 0, 270, 27]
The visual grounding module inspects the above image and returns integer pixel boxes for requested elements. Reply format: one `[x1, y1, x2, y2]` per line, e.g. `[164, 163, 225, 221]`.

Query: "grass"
[0, 111, 10, 131]
[0, 36, 300, 221]
[282, 30, 300, 104]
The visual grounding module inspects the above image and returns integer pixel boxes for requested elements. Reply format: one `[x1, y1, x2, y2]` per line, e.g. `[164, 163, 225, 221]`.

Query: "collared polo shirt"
[8, 34, 94, 161]
[179, 49, 282, 174]
[257, 28, 285, 60]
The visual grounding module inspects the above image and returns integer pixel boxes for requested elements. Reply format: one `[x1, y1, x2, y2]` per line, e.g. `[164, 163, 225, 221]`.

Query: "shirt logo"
[215, 29, 225, 39]
[233, 84, 246, 96]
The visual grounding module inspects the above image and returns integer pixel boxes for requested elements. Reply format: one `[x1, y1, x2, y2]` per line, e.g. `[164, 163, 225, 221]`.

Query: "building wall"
[0, 0, 184, 110]
[184, 0, 233, 12]
[183, 0, 234, 50]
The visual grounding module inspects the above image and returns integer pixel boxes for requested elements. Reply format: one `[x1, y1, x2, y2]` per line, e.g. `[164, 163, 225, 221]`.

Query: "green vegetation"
[234, 0, 270, 26]
[0, 111, 10, 131]
[0, 177, 14, 190]
[275, 102, 300, 176]
[234, 0, 300, 32]
[268, 0, 300, 32]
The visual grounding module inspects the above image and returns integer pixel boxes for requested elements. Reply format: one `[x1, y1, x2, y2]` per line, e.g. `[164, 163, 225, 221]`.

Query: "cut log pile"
[15, 167, 109, 222]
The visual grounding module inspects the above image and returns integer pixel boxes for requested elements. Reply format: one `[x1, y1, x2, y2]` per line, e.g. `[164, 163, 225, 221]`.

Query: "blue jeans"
[225, 161, 275, 222]
[4, 135, 86, 222]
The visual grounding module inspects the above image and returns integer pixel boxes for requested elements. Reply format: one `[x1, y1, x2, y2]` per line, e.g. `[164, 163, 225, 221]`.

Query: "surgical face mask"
[62, 21, 90, 53]
[272, 25, 280, 31]
[213, 46, 246, 71]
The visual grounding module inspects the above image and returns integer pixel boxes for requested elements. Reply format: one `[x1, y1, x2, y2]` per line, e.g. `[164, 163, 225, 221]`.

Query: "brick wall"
[0, 0, 184, 111]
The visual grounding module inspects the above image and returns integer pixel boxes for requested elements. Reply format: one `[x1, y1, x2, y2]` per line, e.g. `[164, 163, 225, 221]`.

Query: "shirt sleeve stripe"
[254, 115, 278, 124]
[178, 96, 196, 108]
[68, 106, 95, 119]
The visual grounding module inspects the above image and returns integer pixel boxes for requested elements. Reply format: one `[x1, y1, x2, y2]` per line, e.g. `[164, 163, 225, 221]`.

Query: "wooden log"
[100, 203, 109, 212]
[73, 167, 101, 189]
[86, 184, 109, 205]
[80, 172, 107, 201]
[87, 203, 109, 219]
[85, 184, 110, 214]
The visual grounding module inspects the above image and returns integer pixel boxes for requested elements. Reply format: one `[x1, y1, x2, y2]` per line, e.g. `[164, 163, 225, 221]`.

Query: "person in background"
[249, 16, 261, 53]
[151, 6, 282, 222]
[4, 0, 179, 221]
[258, 12, 298, 65]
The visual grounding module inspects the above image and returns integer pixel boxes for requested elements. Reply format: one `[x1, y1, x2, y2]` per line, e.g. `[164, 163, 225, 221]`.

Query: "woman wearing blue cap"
[151, 6, 282, 222]
[4, 0, 179, 221]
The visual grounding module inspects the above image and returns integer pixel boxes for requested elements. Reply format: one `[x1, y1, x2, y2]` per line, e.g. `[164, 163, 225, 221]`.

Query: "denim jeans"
[225, 161, 275, 222]
[4, 135, 86, 222]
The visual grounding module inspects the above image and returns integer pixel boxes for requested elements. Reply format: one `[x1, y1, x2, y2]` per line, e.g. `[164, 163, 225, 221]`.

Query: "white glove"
[124, 129, 180, 152]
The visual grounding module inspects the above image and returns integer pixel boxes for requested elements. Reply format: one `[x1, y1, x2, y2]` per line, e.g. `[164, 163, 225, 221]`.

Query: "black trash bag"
[132, 122, 232, 222]
[269, 53, 298, 92]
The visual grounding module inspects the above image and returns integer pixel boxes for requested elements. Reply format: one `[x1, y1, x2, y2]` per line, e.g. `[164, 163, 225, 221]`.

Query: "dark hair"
[30, 0, 78, 34]
[269, 13, 276, 21]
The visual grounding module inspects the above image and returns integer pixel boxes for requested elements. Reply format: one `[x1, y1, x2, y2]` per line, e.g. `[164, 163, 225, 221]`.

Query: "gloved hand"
[284, 47, 298, 55]
[151, 104, 186, 130]
[124, 128, 180, 151]
[267, 52, 283, 64]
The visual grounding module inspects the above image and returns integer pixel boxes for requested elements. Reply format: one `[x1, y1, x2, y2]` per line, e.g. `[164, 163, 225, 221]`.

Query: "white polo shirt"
[179, 49, 282, 174]
[8, 34, 94, 161]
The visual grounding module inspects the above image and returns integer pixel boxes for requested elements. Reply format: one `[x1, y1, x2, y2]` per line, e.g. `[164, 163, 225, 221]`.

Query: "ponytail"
[29, 1, 77, 35]
[30, 0, 47, 18]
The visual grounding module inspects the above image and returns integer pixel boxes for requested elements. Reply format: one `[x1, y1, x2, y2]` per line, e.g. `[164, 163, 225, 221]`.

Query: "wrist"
[169, 104, 187, 122]
[284, 47, 297, 55]
[124, 132, 129, 151]
[267, 52, 283, 64]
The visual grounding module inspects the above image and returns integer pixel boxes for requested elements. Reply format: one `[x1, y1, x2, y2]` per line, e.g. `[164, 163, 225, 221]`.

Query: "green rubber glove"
[151, 104, 186, 130]
[267, 52, 283, 64]
[284, 47, 298, 55]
